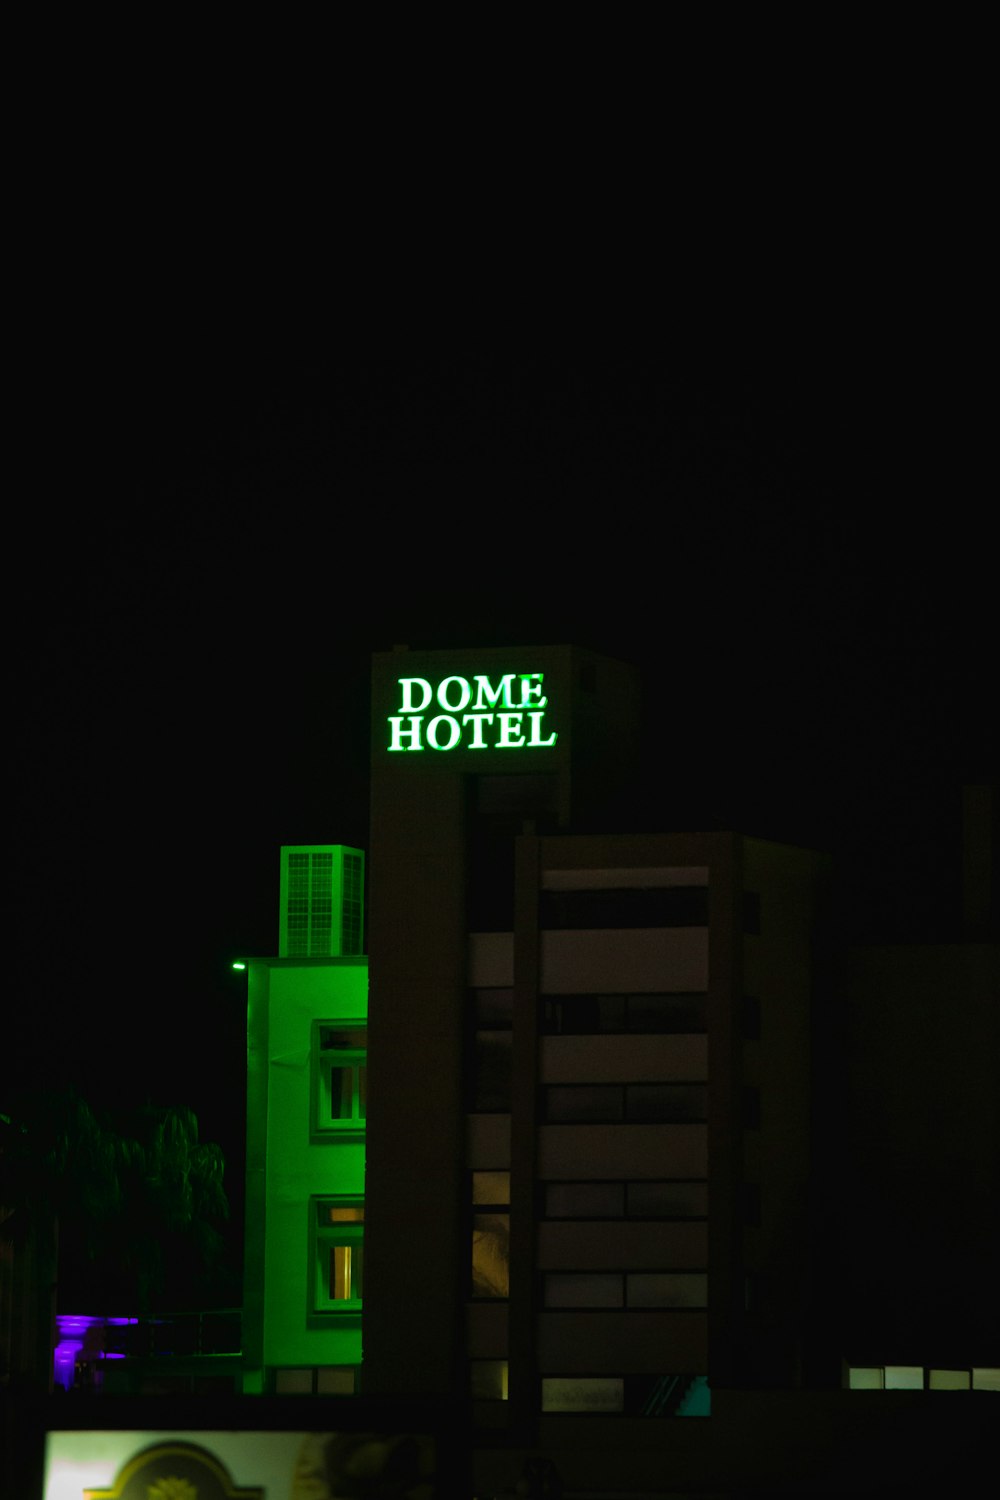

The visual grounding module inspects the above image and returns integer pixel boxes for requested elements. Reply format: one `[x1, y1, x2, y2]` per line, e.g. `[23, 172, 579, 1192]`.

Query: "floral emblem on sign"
[147, 1480, 197, 1500]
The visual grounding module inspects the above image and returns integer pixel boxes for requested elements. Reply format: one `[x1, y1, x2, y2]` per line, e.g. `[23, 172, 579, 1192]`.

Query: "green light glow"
[398, 677, 433, 711]
[462, 714, 491, 750]
[497, 712, 524, 748]
[232, 961, 246, 971]
[437, 674, 472, 711]
[527, 710, 557, 747]
[518, 671, 547, 707]
[427, 714, 461, 751]
[245, 957, 367, 1385]
[387, 671, 558, 752]
[473, 673, 515, 710]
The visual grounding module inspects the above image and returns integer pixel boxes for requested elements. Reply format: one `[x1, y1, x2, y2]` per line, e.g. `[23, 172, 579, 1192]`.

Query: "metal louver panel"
[279, 845, 365, 957]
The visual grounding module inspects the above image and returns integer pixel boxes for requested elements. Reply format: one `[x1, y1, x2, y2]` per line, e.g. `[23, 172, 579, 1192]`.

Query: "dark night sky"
[8, 353, 995, 1234]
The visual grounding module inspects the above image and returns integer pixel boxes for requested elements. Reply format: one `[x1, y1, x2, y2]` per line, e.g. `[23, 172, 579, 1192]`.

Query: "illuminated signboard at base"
[45, 1428, 444, 1500]
[387, 672, 558, 752]
[81, 1441, 263, 1499]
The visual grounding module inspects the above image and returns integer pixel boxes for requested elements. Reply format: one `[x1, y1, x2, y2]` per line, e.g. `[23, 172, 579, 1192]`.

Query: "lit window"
[313, 1198, 364, 1311]
[541, 1374, 709, 1417]
[929, 1369, 969, 1390]
[471, 1171, 509, 1298]
[846, 1363, 999, 1392]
[542, 1377, 624, 1413]
[884, 1366, 922, 1390]
[314, 1021, 367, 1136]
[471, 1359, 508, 1400]
[472, 1213, 509, 1298]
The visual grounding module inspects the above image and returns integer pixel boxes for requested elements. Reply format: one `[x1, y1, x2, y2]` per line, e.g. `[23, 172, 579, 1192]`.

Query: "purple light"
[53, 1314, 137, 1390]
[55, 1314, 93, 1337]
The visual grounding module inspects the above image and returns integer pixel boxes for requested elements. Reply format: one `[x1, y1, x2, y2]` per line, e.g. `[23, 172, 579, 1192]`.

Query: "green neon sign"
[387, 672, 558, 753]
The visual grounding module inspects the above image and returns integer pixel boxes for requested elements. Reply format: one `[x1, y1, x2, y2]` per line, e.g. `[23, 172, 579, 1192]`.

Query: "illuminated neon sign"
[387, 672, 558, 752]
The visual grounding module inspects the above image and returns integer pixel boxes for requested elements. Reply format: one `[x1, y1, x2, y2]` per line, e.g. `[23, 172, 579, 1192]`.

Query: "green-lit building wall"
[243, 954, 367, 1390]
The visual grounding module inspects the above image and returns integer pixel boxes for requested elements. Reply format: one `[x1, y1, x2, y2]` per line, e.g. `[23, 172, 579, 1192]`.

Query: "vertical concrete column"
[363, 768, 467, 1395]
[509, 833, 541, 1442]
[707, 832, 741, 1387]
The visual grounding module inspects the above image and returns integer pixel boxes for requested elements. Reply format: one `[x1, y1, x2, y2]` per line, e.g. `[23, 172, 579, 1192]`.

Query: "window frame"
[311, 1018, 367, 1141]
[310, 1196, 364, 1317]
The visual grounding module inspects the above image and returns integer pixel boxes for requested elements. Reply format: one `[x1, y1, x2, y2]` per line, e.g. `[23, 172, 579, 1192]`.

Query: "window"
[929, 1369, 970, 1390]
[274, 1366, 357, 1394]
[546, 1182, 624, 1218]
[542, 1272, 707, 1309]
[472, 1032, 512, 1112]
[471, 1171, 509, 1299]
[471, 988, 514, 1029]
[545, 1085, 623, 1123]
[471, 1359, 508, 1400]
[627, 1085, 707, 1123]
[313, 1021, 367, 1137]
[627, 1273, 707, 1308]
[469, 989, 513, 1112]
[472, 1170, 510, 1206]
[884, 1366, 923, 1389]
[844, 1363, 999, 1391]
[540, 886, 709, 929]
[544, 1083, 707, 1124]
[470, 984, 515, 1116]
[313, 1198, 364, 1312]
[542, 1377, 624, 1413]
[627, 1181, 708, 1219]
[541, 993, 707, 1035]
[545, 1274, 622, 1308]
[543, 1375, 710, 1417]
[544, 1180, 708, 1220]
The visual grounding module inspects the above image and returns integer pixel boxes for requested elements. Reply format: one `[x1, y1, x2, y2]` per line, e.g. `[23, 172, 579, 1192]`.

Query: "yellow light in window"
[929, 1369, 969, 1389]
[332, 1246, 352, 1300]
[884, 1366, 922, 1389]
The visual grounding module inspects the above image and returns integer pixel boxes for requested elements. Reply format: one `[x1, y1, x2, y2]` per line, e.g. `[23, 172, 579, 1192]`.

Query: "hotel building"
[232, 645, 995, 1494]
